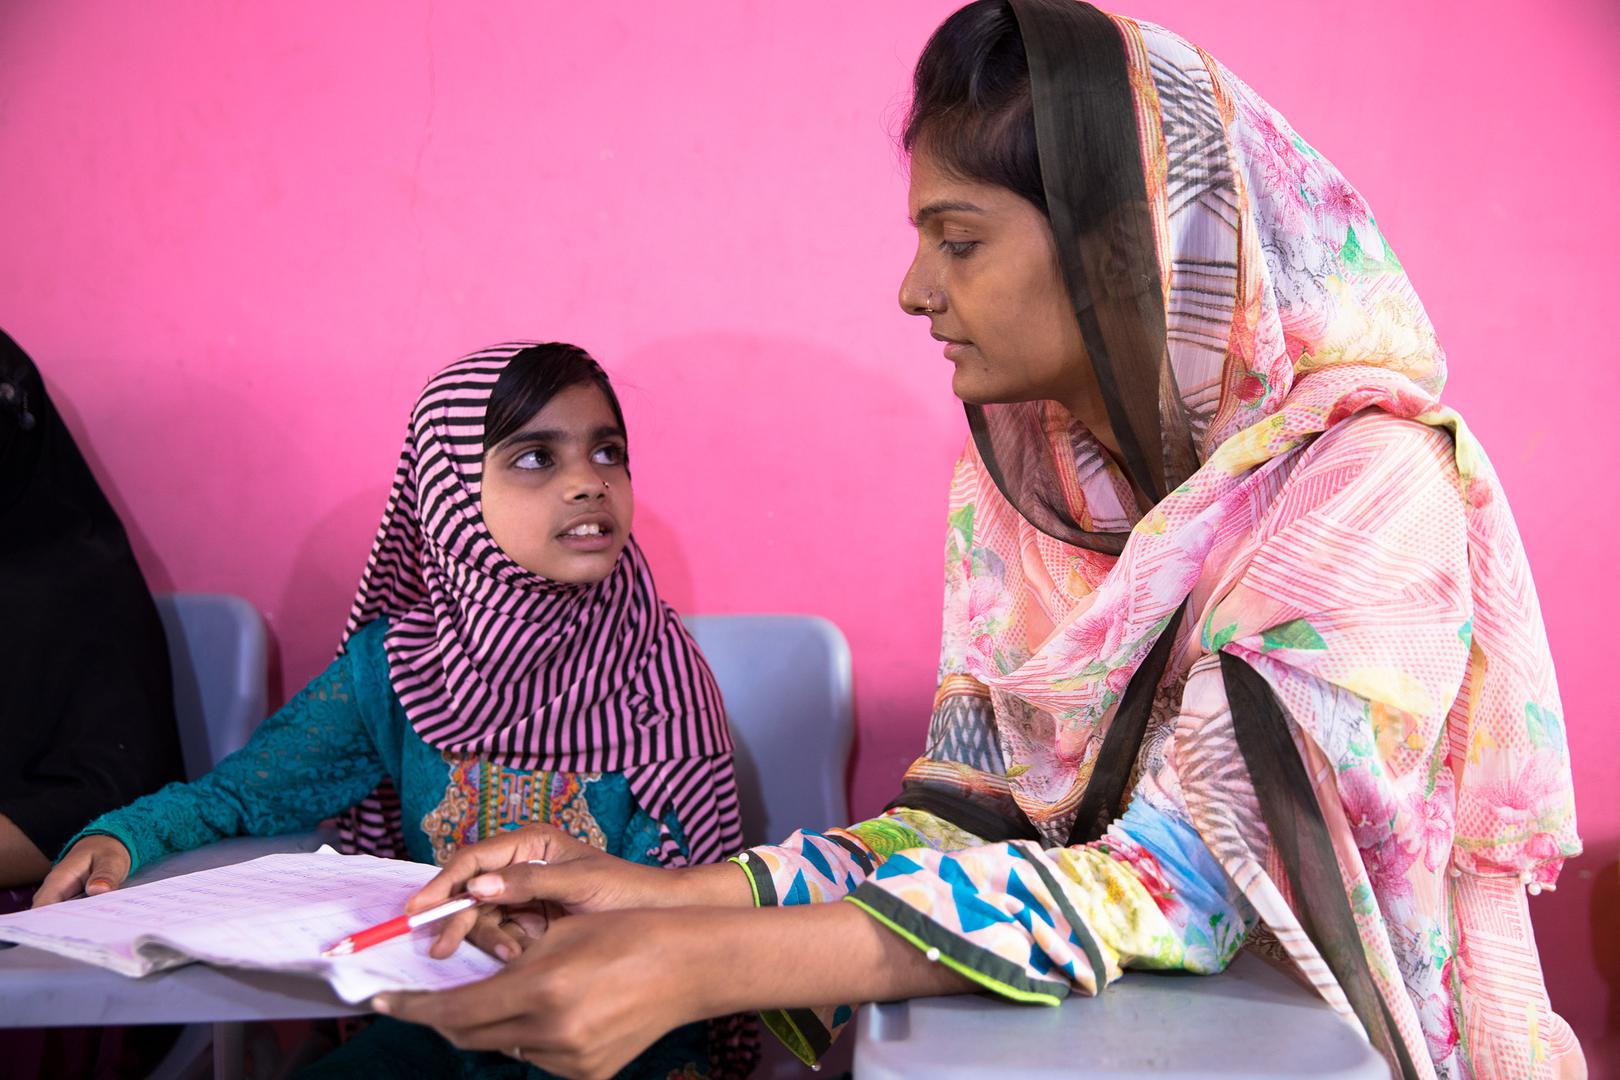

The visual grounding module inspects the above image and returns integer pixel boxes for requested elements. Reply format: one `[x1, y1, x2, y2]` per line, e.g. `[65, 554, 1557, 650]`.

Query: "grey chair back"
[682, 615, 853, 848]
[154, 593, 268, 779]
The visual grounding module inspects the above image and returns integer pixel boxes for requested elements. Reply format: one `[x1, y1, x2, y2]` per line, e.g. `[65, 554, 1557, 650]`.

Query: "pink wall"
[2, 0, 1614, 1061]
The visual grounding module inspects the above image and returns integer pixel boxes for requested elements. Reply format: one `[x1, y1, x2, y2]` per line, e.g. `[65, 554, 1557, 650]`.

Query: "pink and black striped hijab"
[337, 342, 741, 868]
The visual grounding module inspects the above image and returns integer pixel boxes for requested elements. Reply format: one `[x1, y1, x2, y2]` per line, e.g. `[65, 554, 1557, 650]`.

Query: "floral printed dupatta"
[891, 2, 1580, 1075]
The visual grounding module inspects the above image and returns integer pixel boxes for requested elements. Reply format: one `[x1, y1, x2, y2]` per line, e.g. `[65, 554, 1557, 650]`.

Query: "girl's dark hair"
[483, 342, 628, 452]
[903, 0, 1046, 217]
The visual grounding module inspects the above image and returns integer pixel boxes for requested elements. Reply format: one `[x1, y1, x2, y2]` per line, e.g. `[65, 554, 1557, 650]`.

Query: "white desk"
[5, 839, 1391, 1079]
[0, 831, 361, 1078]
[854, 949, 1389, 1079]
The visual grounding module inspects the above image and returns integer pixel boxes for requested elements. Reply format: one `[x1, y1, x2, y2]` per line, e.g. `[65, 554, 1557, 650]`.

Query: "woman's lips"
[943, 341, 975, 362]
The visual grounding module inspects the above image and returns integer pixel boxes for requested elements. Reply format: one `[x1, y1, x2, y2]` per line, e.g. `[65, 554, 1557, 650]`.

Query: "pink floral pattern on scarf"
[890, 14, 1577, 1079]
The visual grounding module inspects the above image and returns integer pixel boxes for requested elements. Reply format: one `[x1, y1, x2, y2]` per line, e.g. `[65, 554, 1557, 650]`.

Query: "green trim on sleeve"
[729, 854, 764, 908]
[845, 887, 1067, 1006]
[759, 1006, 831, 1067]
[731, 850, 779, 907]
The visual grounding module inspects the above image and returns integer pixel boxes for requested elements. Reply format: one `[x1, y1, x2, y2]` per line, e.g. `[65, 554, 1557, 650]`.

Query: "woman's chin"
[951, 375, 1013, 408]
[950, 370, 990, 405]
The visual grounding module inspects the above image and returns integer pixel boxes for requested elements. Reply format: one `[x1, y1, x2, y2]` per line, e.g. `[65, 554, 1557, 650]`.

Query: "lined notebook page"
[0, 851, 502, 1002]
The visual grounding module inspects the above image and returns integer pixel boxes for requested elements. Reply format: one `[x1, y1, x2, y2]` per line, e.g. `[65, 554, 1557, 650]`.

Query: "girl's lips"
[943, 341, 975, 363]
[555, 527, 615, 554]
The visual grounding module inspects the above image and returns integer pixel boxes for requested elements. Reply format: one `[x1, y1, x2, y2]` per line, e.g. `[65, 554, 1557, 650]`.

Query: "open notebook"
[0, 849, 502, 1003]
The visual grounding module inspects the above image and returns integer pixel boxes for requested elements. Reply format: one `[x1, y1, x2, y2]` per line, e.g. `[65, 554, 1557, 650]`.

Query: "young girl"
[34, 342, 747, 1078]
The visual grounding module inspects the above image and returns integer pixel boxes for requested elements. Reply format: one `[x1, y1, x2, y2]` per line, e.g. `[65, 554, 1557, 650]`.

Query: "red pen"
[321, 896, 481, 957]
[321, 857, 548, 958]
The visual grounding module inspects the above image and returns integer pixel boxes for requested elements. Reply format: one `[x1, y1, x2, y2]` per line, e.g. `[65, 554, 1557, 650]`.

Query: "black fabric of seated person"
[0, 328, 183, 890]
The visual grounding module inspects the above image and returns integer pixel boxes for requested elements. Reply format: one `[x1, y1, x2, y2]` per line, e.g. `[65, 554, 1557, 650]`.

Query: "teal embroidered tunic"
[70, 618, 707, 1080]
[72, 619, 681, 871]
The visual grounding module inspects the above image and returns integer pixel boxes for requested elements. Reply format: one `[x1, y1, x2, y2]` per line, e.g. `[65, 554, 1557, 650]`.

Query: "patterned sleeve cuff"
[730, 837, 869, 1064]
[758, 1004, 851, 1068]
[732, 847, 852, 1066]
[729, 850, 774, 907]
[730, 829, 874, 907]
[845, 881, 1069, 1005]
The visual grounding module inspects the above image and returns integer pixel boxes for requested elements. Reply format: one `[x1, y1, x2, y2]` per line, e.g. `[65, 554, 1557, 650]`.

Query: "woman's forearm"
[664, 860, 756, 908]
[680, 899, 972, 1018]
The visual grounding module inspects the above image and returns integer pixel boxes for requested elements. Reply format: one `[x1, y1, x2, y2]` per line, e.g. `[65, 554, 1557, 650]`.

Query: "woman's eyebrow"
[911, 200, 987, 227]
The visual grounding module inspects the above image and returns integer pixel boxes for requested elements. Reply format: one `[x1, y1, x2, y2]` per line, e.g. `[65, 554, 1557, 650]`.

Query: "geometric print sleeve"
[63, 646, 388, 873]
[732, 805, 985, 907]
[730, 806, 987, 1064]
[849, 794, 1256, 997]
[731, 796, 1255, 1066]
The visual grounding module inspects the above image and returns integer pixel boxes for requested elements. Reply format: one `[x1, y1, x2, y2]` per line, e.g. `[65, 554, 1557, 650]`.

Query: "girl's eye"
[592, 443, 627, 467]
[513, 449, 552, 471]
[940, 240, 979, 259]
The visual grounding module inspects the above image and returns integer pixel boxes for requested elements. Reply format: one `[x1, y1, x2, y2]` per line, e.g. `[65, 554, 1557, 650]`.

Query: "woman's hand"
[409, 823, 750, 958]
[31, 835, 132, 907]
[378, 908, 703, 1080]
[376, 901, 974, 1080]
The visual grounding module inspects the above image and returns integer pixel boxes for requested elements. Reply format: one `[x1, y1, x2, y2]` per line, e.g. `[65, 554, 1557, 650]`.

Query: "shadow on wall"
[626, 503, 697, 616]
[607, 329, 957, 819]
[273, 485, 395, 706]
[1597, 853, 1619, 1059]
[1533, 838, 1618, 1067]
[48, 377, 175, 594]
[62, 354, 349, 710]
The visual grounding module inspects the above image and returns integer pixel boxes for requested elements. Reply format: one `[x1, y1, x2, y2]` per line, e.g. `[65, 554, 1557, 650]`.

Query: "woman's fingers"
[407, 827, 556, 914]
[407, 836, 524, 914]
[428, 904, 487, 959]
[462, 860, 577, 905]
[432, 1014, 558, 1054]
[378, 912, 675, 1080]
[376, 964, 532, 1030]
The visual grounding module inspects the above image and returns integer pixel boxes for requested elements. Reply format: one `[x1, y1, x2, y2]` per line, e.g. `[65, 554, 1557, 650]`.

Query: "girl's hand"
[464, 904, 544, 963]
[31, 835, 132, 907]
[377, 908, 702, 1080]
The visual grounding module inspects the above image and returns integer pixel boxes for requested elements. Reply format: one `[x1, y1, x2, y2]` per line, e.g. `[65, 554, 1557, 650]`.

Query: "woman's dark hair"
[483, 342, 628, 453]
[903, 0, 1046, 216]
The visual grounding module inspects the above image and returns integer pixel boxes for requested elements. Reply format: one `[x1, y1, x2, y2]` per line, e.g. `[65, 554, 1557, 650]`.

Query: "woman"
[36, 343, 749, 1079]
[0, 328, 183, 897]
[380, 6, 1581, 1079]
